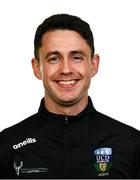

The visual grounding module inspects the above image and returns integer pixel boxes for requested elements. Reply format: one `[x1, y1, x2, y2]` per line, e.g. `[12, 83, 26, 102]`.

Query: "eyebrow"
[44, 50, 86, 59]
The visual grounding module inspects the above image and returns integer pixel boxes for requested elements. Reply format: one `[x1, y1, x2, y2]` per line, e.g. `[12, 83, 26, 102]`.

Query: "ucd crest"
[93, 147, 112, 176]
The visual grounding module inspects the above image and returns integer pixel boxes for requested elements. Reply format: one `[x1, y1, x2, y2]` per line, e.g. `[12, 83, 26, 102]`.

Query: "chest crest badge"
[92, 147, 112, 177]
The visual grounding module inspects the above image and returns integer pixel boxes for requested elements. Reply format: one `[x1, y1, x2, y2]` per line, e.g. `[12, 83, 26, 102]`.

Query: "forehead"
[40, 30, 91, 53]
[42, 29, 85, 42]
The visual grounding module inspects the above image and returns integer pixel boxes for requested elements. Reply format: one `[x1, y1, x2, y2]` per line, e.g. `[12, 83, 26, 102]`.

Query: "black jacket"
[0, 97, 140, 178]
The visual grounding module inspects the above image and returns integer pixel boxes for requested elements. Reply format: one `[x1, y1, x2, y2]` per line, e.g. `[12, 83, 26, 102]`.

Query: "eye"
[72, 55, 84, 62]
[47, 55, 60, 64]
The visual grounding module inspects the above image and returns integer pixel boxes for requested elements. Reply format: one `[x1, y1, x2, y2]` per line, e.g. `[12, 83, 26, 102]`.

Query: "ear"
[31, 58, 42, 80]
[90, 54, 100, 77]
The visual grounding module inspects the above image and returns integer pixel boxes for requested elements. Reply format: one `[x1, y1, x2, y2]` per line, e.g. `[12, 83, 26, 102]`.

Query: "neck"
[44, 96, 89, 116]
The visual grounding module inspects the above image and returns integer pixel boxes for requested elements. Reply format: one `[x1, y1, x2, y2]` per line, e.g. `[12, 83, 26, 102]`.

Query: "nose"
[60, 59, 74, 74]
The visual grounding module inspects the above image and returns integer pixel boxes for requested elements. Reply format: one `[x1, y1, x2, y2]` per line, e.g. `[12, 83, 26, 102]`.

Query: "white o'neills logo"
[13, 138, 36, 149]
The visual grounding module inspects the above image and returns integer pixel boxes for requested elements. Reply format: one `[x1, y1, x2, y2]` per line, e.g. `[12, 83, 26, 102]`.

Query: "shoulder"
[0, 113, 40, 144]
[90, 110, 140, 141]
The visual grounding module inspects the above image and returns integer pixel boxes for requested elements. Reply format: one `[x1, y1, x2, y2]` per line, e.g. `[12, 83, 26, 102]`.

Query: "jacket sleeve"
[134, 135, 140, 178]
[0, 130, 7, 178]
[0, 129, 18, 178]
[0, 129, 15, 178]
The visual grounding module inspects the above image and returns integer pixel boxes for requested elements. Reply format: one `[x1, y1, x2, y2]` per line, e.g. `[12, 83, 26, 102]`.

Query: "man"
[0, 14, 140, 178]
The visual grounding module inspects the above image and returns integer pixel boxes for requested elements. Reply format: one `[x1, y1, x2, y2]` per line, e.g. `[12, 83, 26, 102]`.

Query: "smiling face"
[32, 30, 99, 114]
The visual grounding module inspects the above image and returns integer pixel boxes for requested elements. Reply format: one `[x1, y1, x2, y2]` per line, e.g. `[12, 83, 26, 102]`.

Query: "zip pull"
[65, 116, 68, 124]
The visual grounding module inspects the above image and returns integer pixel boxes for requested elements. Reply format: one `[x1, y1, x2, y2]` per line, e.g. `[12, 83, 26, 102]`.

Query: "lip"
[54, 79, 80, 89]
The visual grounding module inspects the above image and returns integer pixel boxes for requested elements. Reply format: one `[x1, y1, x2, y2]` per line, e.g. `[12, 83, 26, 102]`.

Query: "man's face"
[32, 30, 99, 107]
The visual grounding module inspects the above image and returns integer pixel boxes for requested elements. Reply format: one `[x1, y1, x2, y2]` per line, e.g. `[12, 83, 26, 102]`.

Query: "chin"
[57, 96, 81, 106]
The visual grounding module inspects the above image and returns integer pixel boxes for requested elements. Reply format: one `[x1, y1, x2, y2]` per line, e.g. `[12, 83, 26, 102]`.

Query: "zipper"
[65, 116, 68, 124]
[64, 116, 69, 177]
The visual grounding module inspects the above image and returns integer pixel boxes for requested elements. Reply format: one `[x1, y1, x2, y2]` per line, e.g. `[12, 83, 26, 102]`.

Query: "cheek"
[42, 64, 57, 80]
[79, 63, 91, 77]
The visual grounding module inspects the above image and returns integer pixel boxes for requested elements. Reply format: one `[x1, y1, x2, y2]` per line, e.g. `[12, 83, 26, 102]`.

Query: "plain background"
[0, 0, 140, 131]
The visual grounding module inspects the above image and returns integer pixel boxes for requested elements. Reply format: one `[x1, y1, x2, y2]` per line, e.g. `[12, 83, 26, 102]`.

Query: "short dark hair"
[34, 14, 95, 60]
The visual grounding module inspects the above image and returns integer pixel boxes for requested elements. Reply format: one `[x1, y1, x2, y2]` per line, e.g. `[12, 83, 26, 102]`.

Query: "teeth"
[58, 80, 76, 85]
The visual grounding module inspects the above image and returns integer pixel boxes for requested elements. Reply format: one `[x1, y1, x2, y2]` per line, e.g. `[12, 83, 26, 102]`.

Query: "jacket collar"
[38, 96, 96, 127]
